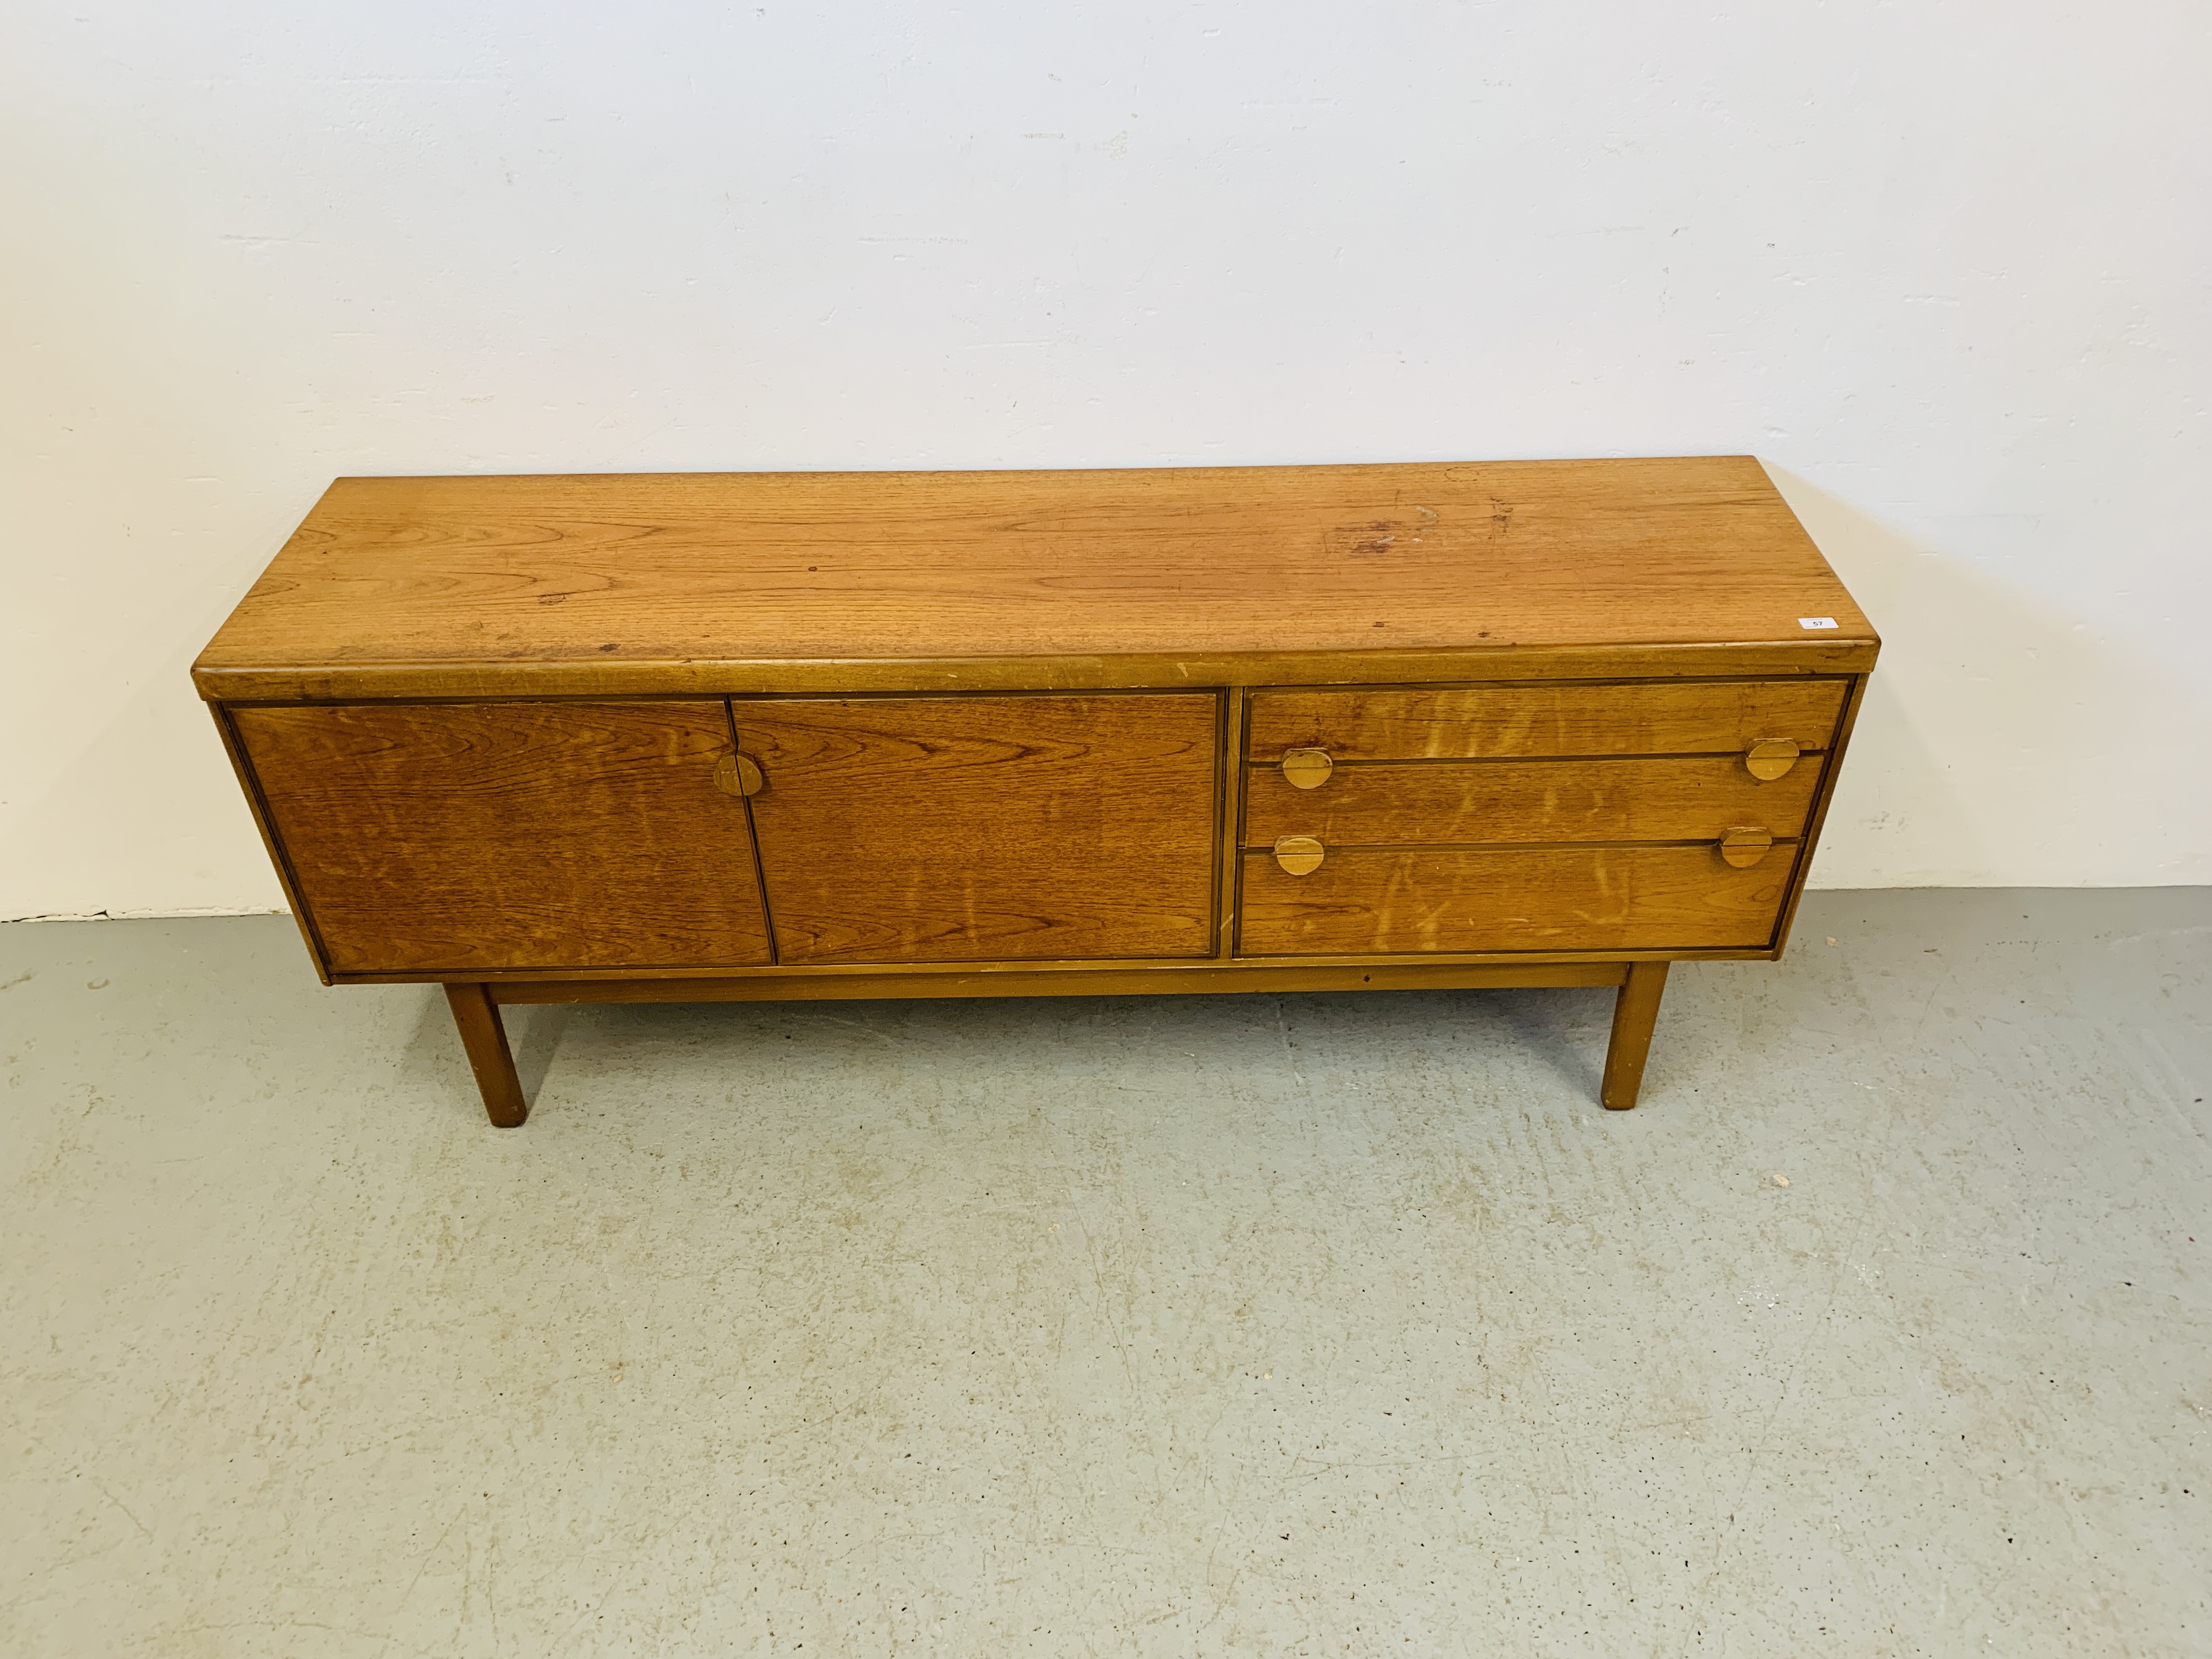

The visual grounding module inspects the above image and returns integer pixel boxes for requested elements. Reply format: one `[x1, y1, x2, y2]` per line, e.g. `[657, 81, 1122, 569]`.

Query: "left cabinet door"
[230, 702, 774, 975]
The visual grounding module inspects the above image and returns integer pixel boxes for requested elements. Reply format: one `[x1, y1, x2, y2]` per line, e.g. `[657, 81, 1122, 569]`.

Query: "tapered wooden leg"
[1600, 961, 1671, 1110]
[444, 983, 528, 1127]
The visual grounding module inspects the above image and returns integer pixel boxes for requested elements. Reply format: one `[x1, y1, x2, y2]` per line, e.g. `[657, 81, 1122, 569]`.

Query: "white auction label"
[1798, 616, 1838, 630]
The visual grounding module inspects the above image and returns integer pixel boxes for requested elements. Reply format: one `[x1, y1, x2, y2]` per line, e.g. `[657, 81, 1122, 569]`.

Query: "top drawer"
[1247, 679, 1849, 762]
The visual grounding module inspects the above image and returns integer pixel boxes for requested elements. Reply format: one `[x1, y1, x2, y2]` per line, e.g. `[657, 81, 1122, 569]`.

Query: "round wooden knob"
[1273, 834, 1325, 876]
[1280, 747, 1334, 789]
[1745, 738, 1802, 781]
[713, 753, 765, 797]
[1718, 827, 1774, 868]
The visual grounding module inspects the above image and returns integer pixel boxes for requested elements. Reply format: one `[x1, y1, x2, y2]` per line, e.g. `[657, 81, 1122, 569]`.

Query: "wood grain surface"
[736, 693, 1218, 964]
[1243, 755, 1822, 847]
[192, 458, 1877, 700]
[1246, 679, 1849, 761]
[1237, 844, 1795, 955]
[234, 702, 774, 973]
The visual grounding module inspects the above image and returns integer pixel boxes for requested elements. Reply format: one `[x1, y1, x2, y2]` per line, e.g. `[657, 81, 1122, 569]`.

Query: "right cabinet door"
[736, 693, 1220, 965]
[1239, 678, 1848, 955]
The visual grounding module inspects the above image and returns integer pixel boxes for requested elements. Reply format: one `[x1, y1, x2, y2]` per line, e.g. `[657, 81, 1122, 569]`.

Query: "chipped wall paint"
[4, 1, 2207, 917]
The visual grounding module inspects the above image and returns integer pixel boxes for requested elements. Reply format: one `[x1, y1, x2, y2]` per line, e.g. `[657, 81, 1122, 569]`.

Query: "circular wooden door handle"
[1745, 738, 1802, 781]
[1280, 747, 1334, 789]
[713, 753, 765, 797]
[1718, 826, 1774, 867]
[1273, 834, 1326, 876]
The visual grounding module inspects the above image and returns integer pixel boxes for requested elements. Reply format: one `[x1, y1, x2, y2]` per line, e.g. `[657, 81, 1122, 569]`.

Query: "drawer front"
[234, 702, 775, 975]
[1239, 844, 1793, 956]
[1248, 680, 1848, 761]
[739, 693, 1218, 964]
[1244, 754, 1821, 847]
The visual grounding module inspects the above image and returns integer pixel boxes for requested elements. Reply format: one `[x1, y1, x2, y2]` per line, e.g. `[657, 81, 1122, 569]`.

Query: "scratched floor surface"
[2, 889, 2206, 1657]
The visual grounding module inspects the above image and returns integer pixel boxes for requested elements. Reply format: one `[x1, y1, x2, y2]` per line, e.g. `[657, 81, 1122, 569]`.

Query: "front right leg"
[1599, 960, 1671, 1110]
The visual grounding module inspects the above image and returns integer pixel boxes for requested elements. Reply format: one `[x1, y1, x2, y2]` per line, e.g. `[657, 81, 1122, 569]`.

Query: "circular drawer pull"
[1280, 747, 1334, 789]
[1273, 834, 1326, 876]
[713, 753, 765, 797]
[1718, 826, 1774, 868]
[1745, 738, 1802, 780]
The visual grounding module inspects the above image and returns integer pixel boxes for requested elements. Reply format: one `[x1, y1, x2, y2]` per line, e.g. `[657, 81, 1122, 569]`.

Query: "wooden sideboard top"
[193, 455, 1877, 700]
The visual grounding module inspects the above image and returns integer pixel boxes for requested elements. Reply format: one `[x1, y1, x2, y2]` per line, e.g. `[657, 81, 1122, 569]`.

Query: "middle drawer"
[1244, 754, 1821, 847]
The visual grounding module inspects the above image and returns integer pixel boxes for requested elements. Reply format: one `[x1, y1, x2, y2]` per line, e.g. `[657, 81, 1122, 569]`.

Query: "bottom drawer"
[1238, 844, 1795, 955]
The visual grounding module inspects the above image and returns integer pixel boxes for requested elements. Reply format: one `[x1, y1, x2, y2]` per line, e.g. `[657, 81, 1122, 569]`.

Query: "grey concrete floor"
[2, 890, 2207, 1657]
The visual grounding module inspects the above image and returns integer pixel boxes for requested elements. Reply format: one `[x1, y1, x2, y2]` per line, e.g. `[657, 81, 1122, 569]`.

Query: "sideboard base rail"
[443, 959, 1672, 1127]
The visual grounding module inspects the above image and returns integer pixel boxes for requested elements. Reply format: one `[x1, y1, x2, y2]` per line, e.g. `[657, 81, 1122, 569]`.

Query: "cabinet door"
[737, 694, 1219, 964]
[233, 702, 773, 975]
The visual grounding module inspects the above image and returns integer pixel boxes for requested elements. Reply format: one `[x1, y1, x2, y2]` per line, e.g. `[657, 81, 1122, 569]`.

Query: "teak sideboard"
[193, 457, 1877, 1126]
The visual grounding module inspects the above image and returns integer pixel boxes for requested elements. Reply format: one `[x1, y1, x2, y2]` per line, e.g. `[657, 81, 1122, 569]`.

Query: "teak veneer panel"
[233, 702, 774, 974]
[1247, 679, 1850, 763]
[191, 457, 1875, 701]
[736, 693, 1218, 964]
[1243, 755, 1824, 848]
[193, 458, 1880, 1122]
[1237, 844, 1796, 956]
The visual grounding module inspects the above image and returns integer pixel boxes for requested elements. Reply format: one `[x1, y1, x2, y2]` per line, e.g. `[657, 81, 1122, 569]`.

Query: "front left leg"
[443, 982, 528, 1127]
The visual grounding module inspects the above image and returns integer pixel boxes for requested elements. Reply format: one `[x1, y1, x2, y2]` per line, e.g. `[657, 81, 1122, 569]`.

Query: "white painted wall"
[5, 1, 2208, 919]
